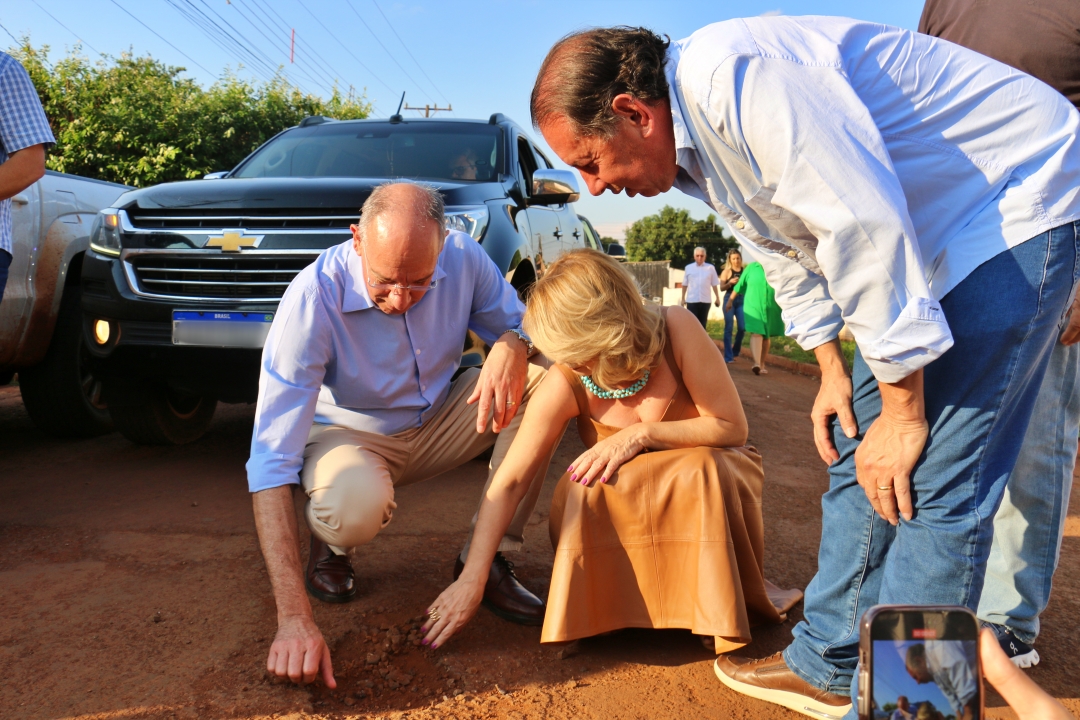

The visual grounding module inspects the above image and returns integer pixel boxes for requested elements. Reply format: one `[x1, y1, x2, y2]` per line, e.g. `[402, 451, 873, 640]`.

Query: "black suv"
[81, 114, 587, 445]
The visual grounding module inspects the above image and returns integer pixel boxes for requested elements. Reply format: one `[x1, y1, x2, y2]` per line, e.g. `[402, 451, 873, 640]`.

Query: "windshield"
[233, 122, 505, 182]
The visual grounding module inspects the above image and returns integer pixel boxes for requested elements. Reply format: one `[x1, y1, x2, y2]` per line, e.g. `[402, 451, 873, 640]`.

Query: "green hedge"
[11, 42, 371, 187]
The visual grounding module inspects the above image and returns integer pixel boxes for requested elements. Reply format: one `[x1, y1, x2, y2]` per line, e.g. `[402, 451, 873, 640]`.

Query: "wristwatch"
[502, 328, 535, 356]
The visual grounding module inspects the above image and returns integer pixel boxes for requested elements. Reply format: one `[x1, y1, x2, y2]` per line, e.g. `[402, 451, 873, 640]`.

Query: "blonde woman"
[719, 248, 746, 363]
[421, 249, 800, 652]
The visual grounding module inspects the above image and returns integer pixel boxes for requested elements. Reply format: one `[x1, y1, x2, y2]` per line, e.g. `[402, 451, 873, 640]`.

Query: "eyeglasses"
[366, 277, 439, 293]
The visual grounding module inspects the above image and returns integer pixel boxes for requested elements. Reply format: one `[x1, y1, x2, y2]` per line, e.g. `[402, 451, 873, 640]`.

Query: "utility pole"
[404, 103, 452, 117]
[290, 29, 295, 63]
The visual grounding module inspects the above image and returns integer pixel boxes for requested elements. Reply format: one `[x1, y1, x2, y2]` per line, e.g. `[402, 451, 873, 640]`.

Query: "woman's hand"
[980, 628, 1074, 719]
[421, 576, 486, 649]
[567, 427, 645, 486]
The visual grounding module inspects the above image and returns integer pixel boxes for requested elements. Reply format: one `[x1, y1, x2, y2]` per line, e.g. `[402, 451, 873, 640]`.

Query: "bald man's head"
[350, 182, 447, 315]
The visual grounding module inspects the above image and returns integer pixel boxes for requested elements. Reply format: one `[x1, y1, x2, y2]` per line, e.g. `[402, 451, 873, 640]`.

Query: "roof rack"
[299, 116, 332, 127]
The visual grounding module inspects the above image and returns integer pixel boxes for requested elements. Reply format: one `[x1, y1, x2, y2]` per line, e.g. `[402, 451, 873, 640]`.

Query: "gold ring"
[506, 400, 516, 406]
[877, 485, 893, 491]
[428, 608, 441, 621]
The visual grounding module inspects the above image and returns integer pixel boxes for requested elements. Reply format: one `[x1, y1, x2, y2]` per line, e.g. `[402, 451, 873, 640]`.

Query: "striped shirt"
[0, 52, 55, 255]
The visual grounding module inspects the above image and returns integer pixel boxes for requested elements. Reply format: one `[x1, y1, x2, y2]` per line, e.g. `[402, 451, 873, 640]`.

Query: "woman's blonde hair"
[523, 249, 665, 390]
[721, 247, 742, 273]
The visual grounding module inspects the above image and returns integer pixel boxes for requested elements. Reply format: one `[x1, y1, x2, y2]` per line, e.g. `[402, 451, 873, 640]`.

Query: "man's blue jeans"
[977, 338, 1080, 643]
[724, 292, 745, 362]
[783, 222, 1080, 699]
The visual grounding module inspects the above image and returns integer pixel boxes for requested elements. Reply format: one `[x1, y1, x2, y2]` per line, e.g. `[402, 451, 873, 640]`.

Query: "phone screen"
[867, 608, 981, 720]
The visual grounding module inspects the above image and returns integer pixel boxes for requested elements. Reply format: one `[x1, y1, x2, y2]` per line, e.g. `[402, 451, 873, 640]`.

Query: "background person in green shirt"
[726, 261, 784, 375]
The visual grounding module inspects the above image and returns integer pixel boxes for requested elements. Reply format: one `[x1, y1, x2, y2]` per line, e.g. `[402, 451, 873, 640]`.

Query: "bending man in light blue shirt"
[531, 17, 1080, 720]
[248, 183, 554, 687]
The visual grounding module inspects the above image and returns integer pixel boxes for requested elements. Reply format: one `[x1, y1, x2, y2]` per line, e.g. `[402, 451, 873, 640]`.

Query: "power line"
[293, 0, 395, 96]
[0, 20, 20, 46]
[166, 0, 277, 83]
[249, 0, 343, 83]
[190, 0, 282, 79]
[29, 0, 103, 55]
[0, 20, 19, 46]
[343, 0, 431, 104]
[370, 0, 448, 104]
[247, 0, 373, 110]
[235, 0, 344, 96]
[107, 0, 219, 79]
[227, 0, 329, 95]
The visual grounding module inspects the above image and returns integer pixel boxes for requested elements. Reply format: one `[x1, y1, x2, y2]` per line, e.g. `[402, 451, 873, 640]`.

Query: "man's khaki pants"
[301, 362, 555, 560]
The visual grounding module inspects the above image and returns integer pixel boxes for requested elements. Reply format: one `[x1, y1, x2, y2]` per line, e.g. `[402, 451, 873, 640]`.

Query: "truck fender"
[8, 216, 91, 369]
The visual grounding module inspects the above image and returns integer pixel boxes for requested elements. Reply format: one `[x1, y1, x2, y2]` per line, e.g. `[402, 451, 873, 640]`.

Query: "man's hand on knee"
[267, 614, 336, 687]
[468, 333, 528, 433]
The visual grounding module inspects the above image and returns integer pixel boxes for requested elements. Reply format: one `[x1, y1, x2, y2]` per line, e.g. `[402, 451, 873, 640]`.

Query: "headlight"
[90, 209, 123, 257]
[444, 206, 489, 241]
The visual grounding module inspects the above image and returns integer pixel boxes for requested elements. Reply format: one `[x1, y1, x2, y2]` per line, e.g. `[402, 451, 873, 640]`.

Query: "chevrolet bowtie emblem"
[205, 229, 264, 252]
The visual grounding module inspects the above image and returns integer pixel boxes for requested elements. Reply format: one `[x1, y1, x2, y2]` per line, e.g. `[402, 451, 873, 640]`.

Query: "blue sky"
[1, 0, 926, 237]
[873, 640, 957, 715]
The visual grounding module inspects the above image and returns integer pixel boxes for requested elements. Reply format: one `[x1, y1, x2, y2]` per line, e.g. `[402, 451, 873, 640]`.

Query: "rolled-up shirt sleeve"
[462, 236, 526, 345]
[246, 281, 333, 493]
[717, 56, 954, 382]
[733, 235, 846, 351]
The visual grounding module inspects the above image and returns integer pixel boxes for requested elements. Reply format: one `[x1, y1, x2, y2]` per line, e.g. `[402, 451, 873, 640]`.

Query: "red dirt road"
[1, 362, 1076, 720]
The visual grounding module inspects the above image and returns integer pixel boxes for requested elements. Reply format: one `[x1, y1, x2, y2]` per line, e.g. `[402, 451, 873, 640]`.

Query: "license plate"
[172, 311, 273, 348]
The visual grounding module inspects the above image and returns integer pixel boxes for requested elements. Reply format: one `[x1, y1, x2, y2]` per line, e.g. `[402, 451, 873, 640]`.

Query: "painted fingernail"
[432, 643, 438, 649]
[600, 477, 607, 484]
[567, 465, 574, 472]
[570, 474, 577, 481]
[421, 639, 429, 646]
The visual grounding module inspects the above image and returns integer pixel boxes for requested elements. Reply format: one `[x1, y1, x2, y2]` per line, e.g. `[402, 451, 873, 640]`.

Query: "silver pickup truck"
[1, 170, 129, 436]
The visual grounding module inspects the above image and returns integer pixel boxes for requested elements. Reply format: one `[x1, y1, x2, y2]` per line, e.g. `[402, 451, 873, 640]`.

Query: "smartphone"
[858, 605, 983, 720]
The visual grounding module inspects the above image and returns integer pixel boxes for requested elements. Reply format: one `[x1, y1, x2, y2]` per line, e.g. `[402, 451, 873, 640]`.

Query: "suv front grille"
[127, 255, 317, 300]
[128, 210, 356, 230]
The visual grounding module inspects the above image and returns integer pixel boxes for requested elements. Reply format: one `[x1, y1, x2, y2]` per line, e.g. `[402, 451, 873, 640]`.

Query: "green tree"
[11, 42, 371, 187]
[624, 206, 735, 267]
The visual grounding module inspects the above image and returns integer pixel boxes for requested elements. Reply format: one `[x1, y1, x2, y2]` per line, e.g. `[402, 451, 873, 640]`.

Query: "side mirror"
[605, 243, 627, 258]
[530, 169, 580, 205]
[203, 171, 229, 180]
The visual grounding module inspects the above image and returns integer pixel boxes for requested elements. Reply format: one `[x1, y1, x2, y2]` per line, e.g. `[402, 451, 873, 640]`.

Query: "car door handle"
[572, 229, 581, 239]
[553, 229, 563, 238]
[12, 194, 29, 205]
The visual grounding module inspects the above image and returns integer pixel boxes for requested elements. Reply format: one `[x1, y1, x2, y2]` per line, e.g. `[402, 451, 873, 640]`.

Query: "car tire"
[19, 286, 113, 438]
[104, 378, 217, 445]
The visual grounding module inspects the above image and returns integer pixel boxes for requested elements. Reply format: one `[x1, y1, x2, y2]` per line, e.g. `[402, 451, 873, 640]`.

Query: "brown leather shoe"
[454, 553, 545, 626]
[714, 652, 851, 719]
[305, 535, 356, 604]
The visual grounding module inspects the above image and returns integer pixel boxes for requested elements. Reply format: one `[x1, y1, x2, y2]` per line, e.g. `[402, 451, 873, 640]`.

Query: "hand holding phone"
[979, 628, 1074, 720]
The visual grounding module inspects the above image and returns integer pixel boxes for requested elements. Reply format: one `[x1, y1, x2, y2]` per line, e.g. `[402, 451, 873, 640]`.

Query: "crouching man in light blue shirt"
[248, 182, 554, 687]
[531, 17, 1080, 720]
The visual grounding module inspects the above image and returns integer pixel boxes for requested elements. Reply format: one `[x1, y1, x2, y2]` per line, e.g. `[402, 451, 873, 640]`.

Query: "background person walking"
[720, 248, 746, 363]
[727, 261, 783, 375]
[680, 245, 720, 329]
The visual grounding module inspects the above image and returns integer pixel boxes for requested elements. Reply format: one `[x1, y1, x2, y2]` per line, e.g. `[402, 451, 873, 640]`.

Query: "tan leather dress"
[544, 330, 802, 653]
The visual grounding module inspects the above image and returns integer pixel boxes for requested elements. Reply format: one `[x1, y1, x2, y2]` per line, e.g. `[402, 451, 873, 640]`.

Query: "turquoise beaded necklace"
[581, 369, 651, 400]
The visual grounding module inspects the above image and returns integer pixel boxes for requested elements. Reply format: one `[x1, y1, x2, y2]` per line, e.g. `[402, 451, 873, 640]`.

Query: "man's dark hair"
[530, 27, 671, 137]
